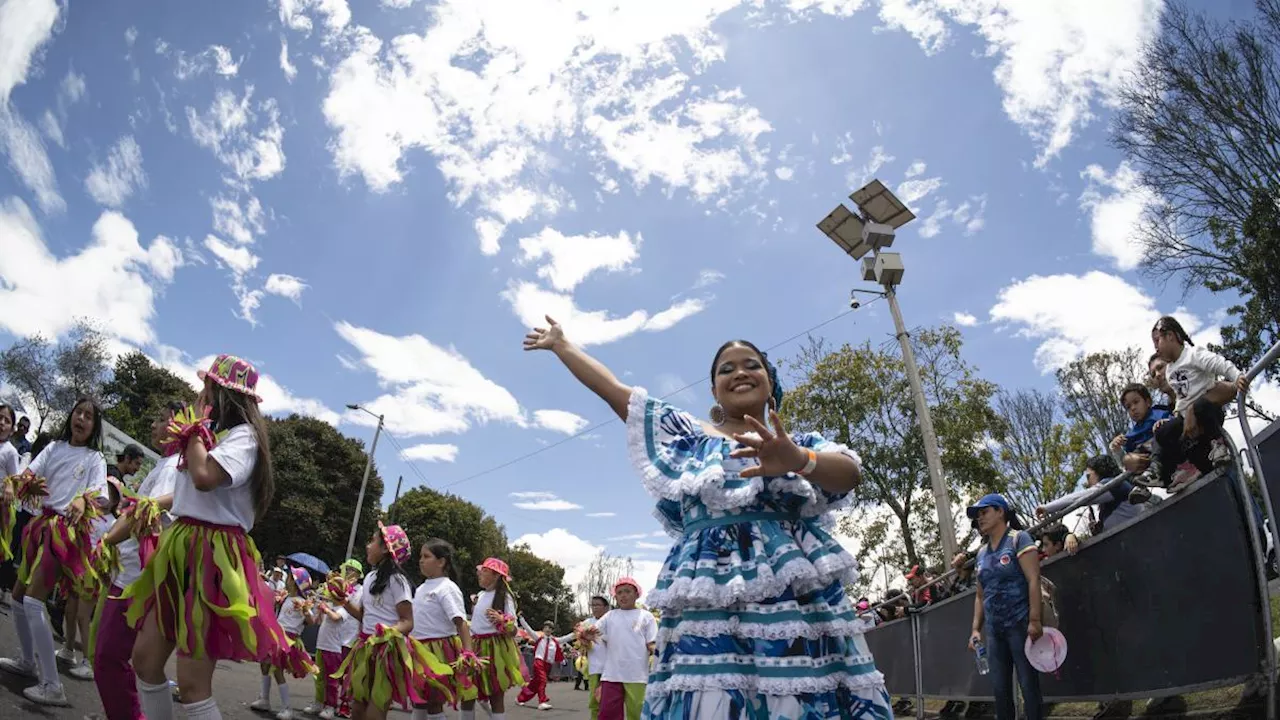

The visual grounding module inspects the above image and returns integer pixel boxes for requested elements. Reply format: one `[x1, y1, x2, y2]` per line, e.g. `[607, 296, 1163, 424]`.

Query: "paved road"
[0, 602, 590, 718]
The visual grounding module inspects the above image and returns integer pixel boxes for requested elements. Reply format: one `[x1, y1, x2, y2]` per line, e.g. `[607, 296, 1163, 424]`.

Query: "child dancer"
[0, 396, 108, 706]
[336, 559, 364, 718]
[123, 354, 287, 720]
[462, 557, 524, 720]
[307, 562, 360, 720]
[516, 621, 562, 710]
[595, 578, 656, 720]
[336, 523, 450, 720]
[64, 478, 121, 681]
[251, 567, 317, 719]
[92, 400, 184, 720]
[410, 538, 474, 720]
[0, 404, 18, 487]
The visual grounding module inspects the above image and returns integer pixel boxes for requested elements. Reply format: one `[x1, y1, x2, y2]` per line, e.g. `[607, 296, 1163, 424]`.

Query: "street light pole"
[885, 287, 957, 562]
[345, 410, 384, 561]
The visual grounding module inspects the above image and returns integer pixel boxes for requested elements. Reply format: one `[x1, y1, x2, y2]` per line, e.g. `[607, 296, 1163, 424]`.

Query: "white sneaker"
[0, 656, 36, 678]
[538, 702, 553, 710]
[69, 660, 95, 680]
[56, 647, 77, 663]
[303, 704, 323, 715]
[23, 682, 71, 706]
[517, 700, 528, 707]
[250, 697, 273, 711]
[276, 710, 294, 720]
[318, 708, 336, 720]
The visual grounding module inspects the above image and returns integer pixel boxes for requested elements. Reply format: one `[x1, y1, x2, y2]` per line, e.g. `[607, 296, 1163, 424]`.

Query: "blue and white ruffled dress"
[627, 388, 892, 720]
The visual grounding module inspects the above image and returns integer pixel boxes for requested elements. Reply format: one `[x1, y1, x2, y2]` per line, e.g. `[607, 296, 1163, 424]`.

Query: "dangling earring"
[709, 403, 727, 427]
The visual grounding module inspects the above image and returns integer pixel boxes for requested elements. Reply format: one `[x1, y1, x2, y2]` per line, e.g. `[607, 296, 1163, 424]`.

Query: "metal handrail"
[1233, 339, 1280, 720]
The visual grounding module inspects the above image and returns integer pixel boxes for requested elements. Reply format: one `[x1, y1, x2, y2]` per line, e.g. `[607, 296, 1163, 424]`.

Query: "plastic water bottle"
[973, 641, 989, 675]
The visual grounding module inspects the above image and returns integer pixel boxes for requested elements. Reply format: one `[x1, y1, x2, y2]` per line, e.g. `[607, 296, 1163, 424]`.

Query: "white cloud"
[693, 269, 725, 289]
[502, 281, 706, 347]
[510, 490, 583, 511]
[848, 145, 894, 187]
[59, 70, 86, 105]
[278, 0, 352, 35]
[1079, 160, 1155, 271]
[336, 321, 528, 437]
[877, 0, 1163, 165]
[264, 273, 308, 303]
[0, 109, 63, 214]
[38, 109, 62, 148]
[280, 36, 298, 82]
[125, 27, 137, 47]
[517, 228, 640, 292]
[256, 372, 340, 425]
[607, 533, 650, 541]
[187, 87, 286, 185]
[635, 540, 668, 550]
[918, 195, 987, 239]
[953, 311, 978, 327]
[85, 136, 147, 208]
[510, 491, 558, 500]
[511, 528, 600, 590]
[533, 409, 589, 435]
[904, 159, 926, 178]
[989, 270, 1216, 372]
[400, 443, 459, 463]
[203, 235, 260, 276]
[585, 512, 616, 518]
[896, 176, 943, 206]
[210, 194, 266, 246]
[320, 0, 775, 251]
[774, 166, 795, 181]
[0, 198, 180, 346]
[175, 45, 240, 80]
[0, 0, 59, 102]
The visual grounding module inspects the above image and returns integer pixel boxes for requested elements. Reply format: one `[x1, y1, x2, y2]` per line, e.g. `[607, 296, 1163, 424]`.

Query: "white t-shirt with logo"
[469, 589, 517, 636]
[277, 595, 307, 636]
[411, 577, 466, 640]
[340, 585, 363, 647]
[27, 441, 108, 514]
[598, 608, 658, 684]
[115, 455, 182, 589]
[358, 571, 413, 635]
[316, 602, 351, 653]
[171, 424, 258, 531]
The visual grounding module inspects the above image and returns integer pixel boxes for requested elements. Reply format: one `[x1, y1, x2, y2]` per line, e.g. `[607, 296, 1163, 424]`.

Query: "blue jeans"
[986, 622, 1043, 720]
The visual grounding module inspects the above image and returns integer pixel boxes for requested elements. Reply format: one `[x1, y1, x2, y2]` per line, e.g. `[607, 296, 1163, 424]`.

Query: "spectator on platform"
[1038, 525, 1078, 559]
[967, 493, 1044, 720]
[10, 416, 31, 457]
[905, 565, 932, 607]
[1110, 383, 1170, 473]
[1039, 455, 1144, 535]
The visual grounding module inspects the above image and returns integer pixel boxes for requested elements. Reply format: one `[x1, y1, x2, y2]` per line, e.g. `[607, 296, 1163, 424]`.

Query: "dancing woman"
[525, 317, 892, 719]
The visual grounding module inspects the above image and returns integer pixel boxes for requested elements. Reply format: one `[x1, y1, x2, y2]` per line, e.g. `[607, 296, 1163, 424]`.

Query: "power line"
[437, 300, 878, 491]
[379, 430, 436, 492]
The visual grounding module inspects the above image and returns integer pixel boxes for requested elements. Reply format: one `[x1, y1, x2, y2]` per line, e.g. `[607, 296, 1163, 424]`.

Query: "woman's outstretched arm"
[525, 316, 632, 421]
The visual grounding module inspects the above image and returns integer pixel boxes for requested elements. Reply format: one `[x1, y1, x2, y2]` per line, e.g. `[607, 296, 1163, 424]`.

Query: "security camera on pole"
[816, 180, 958, 562]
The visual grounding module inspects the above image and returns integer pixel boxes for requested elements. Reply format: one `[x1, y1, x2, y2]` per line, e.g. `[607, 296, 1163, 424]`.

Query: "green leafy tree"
[783, 326, 1004, 571]
[385, 487, 507, 599]
[509, 544, 576, 635]
[101, 351, 198, 445]
[1113, 0, 1280, 381]
[993, 389, 1090, 518]
[252, 415, 385, 565]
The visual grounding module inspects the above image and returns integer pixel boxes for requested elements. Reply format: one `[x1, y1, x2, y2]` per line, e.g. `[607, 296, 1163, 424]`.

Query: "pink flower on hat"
[197, 354, 263, 403]
[613, 576, 641, 597]
[291, 567, 312, 592]
[478, 557, 510, 580]
[378, 522, 411, 566]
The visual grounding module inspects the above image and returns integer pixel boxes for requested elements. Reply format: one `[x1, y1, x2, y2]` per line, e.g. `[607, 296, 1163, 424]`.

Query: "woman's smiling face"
[711, 344, 770, 418]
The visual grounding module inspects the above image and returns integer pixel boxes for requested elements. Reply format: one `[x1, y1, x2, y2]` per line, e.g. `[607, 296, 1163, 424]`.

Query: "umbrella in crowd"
[287, 552, 331, 577]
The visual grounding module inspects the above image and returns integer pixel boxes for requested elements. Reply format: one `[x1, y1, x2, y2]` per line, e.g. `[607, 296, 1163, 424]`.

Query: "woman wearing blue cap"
[965, 493, 1043, 720]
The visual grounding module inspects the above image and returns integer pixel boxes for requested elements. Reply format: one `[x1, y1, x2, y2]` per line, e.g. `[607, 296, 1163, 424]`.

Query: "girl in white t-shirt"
[461, 557, 525, 720]
[306, 560, 363, 720]
[411, 538, 475, 720]
[0, 396, 108, 707]
[251, 567, 318, 719]
[0, 404, 21, 563]
[123, 355, 289, 720]
[336, 522, 442, 720]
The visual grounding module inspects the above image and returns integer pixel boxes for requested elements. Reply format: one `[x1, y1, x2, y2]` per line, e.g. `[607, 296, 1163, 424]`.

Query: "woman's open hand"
[523, 316, 565, 352]
[730, 411, 808, 479]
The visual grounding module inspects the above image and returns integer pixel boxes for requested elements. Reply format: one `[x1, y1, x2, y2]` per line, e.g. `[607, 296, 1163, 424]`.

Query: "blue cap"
[966, 493, 1012, 519]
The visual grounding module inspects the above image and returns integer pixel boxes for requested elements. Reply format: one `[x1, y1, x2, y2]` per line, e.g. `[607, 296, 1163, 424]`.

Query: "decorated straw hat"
[378, 522, 411, 566]
[290, 567, 312, 592]
[613, 576, 642, 597]
[478, 557, 511, 580]
[197, 354, 263, 403]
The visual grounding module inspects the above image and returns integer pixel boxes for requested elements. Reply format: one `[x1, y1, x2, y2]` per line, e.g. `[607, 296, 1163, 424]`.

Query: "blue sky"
[2, 0, 1275, 591]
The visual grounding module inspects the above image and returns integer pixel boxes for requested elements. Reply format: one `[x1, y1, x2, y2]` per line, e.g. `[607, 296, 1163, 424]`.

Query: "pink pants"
[320, 647, 348, 707]
[94, 587, 144, 720]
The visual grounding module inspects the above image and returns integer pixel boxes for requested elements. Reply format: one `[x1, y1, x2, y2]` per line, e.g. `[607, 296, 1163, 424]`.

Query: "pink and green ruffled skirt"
[268, 631, 319, 678]
[471, 632, 526, 702]
[18, 508, 96, 594]
[119, 517, 288, 662]
[417, 635, 478, 706]
[334, 628, 453, 711]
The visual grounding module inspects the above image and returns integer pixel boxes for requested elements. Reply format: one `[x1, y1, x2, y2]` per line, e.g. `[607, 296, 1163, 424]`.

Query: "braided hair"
[1153, 315, 1194, 346]
[710, 340, 784, 410]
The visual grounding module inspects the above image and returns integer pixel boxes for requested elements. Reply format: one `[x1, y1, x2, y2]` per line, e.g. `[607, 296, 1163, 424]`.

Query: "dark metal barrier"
[865, 471, 1269, 703]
